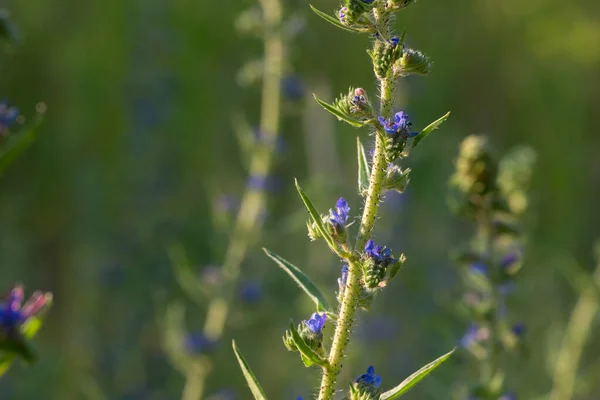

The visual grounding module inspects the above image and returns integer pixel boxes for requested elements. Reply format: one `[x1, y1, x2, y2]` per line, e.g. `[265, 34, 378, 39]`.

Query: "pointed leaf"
[380, 348, 455, 399]
[357, 137, 370, 195]
[313, 94, 364, 128]
[294, 179, 336, 250]
[288, 321, 329, 368]
[412, 112, 450, 148]
[0, 117, 43, 177]
[264, 248, 331, 313]
[309, 5, 361, 33]
[232, 340, 268, 400]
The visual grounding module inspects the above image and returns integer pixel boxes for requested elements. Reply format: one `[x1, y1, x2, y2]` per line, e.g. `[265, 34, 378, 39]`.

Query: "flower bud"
[372, 37, 403, 80]
[394, 48, 432, 77]
[350, 366, 382, 400]
[450, 135, 497, 196]
[383, 164, 411, 193]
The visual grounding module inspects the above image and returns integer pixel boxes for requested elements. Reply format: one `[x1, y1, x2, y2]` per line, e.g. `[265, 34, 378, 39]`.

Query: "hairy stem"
[318, 8, 393, 399]
[181, 0, 283, 398]
[549, 264, 600, 400]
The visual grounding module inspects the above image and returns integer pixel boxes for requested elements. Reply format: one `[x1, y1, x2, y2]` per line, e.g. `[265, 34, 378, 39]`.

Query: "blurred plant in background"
[449, 136, 536, 399]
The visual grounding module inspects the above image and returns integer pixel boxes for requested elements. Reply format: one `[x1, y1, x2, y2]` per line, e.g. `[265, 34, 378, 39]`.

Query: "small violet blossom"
[304, 312, 326, 335]
[0, 285, 49, 333]
[0, 100, 19, 134]
[329, 197, 350, 227]
[355, 365, 382, 388]
[378, 111, 415, 137]
[364, 239, 396, 265]
[338, 264, 349, 293]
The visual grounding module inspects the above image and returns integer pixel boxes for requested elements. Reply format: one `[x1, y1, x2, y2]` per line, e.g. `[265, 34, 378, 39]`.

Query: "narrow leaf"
[232, 340, 268, 400]
[412, 112, 450, 148]
[309, 5, 361, 33]
[313, 94, 364, 128]
[264, 248, 331, 312]
[0, 117, 43, 177]
[380, 348, 455, 399]
[289, 322, 329, 368]
[294, 179, 336, 249]
[357, 137, 370, 195]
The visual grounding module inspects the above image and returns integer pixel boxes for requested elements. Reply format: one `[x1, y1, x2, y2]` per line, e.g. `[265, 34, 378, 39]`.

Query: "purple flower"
[329, 197, 350, 226]
[511, 323, 526, 336]
[499, 392, 517, 400]
[390, 36, 400, 46]
[184, 333, 218, 354]
[0, 285, 49, 333]
[304, 312, 326, 334]
[377, 111, 416, 137]
[0, 100, 19, 133]
[470, 262, 487, 275]
[500, 253, 519, 269]
[364, 240, 396, 265]
[238, 281, 262, 303]
[355, 365, 382, 388]
[338, 7, 348, 23]
[460, 323, 488, 348]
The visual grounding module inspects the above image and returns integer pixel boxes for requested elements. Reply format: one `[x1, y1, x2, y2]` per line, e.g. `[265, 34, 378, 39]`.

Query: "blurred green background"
[1, 0, 600, 398]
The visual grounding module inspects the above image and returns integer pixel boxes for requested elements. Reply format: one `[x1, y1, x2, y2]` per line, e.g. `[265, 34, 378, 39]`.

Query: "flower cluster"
[350, 365, 382, 400]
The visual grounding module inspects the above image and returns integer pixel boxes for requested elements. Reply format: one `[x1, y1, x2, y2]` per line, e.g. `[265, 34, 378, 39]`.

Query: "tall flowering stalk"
[233, 1, 455, 399]
[449, 136, 535, 399]
[161, 0, 286, 398]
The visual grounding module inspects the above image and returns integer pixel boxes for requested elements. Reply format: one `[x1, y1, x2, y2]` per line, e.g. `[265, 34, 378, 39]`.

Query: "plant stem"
[318, 7, 393, 399]
[181, 0, 283, 398]
[549, 264, 600, 400]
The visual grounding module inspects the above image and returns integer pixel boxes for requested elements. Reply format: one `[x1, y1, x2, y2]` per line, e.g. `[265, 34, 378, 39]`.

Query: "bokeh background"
[1, 0, 600, 398]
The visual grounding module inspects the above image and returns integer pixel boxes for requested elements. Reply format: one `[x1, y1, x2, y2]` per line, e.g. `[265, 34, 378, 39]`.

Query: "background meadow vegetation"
[1, 0, 600, 398]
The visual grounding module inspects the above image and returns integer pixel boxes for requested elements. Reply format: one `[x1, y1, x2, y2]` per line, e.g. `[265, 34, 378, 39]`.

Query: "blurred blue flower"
[329, 197, 350, 226]
[281, 75, 306, 100]
[0, 285, 48, 333]
[460, 323, 488, 348]
[184, 333, 218, 354]
[470, 262, 487, 275]
[238, 281, 262, 303]
[304, 312, 326, 334]
[500, 253, 519, 269]
[0, 100, 19, 133]
[511, 323, 526, 336]
[355, 365, 382, 388]
[390, 36, 400, 46]
[499, 392, 516, 400]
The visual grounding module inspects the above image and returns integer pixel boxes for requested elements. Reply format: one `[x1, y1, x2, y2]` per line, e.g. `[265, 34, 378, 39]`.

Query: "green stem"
[181, 0, 283, 398]
[549, 264, 600, 400]
[317, 8, 393, 399]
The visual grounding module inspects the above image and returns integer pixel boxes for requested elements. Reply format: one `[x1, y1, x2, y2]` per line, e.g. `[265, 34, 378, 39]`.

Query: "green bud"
[383, 165, 411, 193]
[362, 258, 387, 289]
[333, 87, 374, 122]
[450, 135, 497, 196]
[388, 0, 415, 10]
[394, 48, 432, 77]
[372, 38, 403, 80]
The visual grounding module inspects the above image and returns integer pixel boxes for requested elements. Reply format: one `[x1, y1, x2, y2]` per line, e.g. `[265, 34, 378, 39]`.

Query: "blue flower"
[364, 240, 396, 265]
[329, 197, 350, 226]
[470, 262, 487, 275]
[390, 36, 400, 46]
[355, 365, 382, 388]
[338, 264, 349, 292]
[0, 100, 19, 133]
[377, 111, 416, 137]
[499, 392, 516, 400]
[184, 333, 218, 354]
[238, 281, 262, 303]
[281, 76, 306, 101]
[460, 323, 488, 348]
[304, 312, 326, 334]
[511, 323, 526, 336]
[0, 285, 49, 333]
[500, 253, 519, 269]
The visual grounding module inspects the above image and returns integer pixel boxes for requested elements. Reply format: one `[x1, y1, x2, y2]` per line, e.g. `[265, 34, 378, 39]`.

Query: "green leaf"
[263, 248, 331, 313]
[412, 112, 450, 148]
[288, 322, 329, 368]
[357, 137, 370, 195]
[380, 348, 455, 399]
[168, 243, 206, 306]
[232, 340, 268, 400]
[313, 94, 365, 128]
[0, 117, 43, 177]
[387, 254, 406, 283]
[309, 5, 361, 33]
[294, 179, 336, 250]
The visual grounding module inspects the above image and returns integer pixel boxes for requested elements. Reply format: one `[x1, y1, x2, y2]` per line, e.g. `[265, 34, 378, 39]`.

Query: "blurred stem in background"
[549, 243, 600, 400]
[166, 0, 284, 398]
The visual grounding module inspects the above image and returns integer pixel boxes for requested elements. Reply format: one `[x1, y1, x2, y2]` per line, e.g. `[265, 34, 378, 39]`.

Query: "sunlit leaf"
[232, 340, 268, 400]
[412, 112, 450, 148]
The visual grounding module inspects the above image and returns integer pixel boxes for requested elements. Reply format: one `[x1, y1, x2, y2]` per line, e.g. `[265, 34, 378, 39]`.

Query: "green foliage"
[232, 340, 268, 400]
